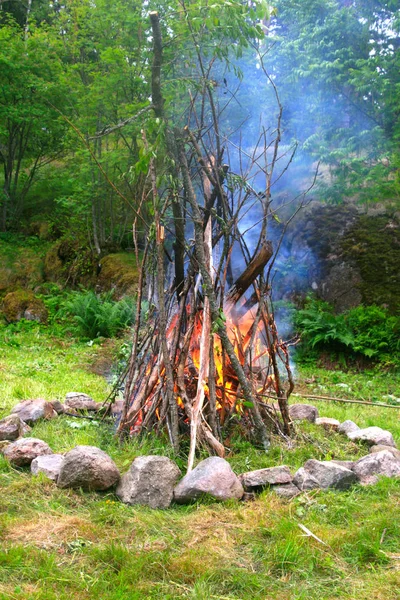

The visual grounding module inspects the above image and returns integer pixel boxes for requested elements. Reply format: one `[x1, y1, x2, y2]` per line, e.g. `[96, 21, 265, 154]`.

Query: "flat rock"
[3, 437, 53, 467]
[31, 454, 65, 481]
[0, 414, 31, 441]
[57, 445, 120, 491]
[347, 426, 396, 448]
[240, 466, 292, 490]
[116, 455, 181, 509]
[289, 404, 319, 423]
[11, 399, 57, 425]
[338, 420, 360, 435]
[293, 459, 358, 491]
[64, 393, 100, 412]
[315, 417, 340, 431]
[273, 483, 301, 499]
[174, 457, 244, 503]
[369, 445, 400, 460]
[353, 450, 400, 485]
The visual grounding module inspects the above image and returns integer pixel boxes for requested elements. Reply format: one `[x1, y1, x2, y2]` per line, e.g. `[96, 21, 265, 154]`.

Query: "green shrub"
[59, 290, 135, 339]
[294, 298, 400, 367]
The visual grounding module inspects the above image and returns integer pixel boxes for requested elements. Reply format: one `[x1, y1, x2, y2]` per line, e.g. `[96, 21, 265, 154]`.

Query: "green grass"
[0, 325, 400, 599]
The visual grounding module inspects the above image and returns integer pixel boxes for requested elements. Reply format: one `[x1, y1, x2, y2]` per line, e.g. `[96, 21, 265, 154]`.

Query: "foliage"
[295, 298, 400, 366]
[59, 290, 135, 339]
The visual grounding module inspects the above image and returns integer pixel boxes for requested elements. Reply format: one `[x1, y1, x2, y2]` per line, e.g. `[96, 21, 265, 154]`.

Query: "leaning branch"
[89, 105, 155, 140]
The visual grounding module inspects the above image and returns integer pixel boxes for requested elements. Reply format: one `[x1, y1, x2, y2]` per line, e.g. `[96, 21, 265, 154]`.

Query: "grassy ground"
[0, 324, 400, 599]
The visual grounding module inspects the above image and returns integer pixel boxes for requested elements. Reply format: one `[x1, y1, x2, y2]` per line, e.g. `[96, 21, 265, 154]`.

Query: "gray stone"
[3, 437, 53, 467]
[347, 426, 396, 448]
[174, 457, 244, 503]
[240, 466, 292, 490]
[315, 417, 341, 431]
[57, 445, 120, 491]
[111, 400, 124, 416]
[338, 420, 360, 435]
[330, 460, 355, 471]
[353, 450, 400, 485]
[273, 483, 301, 499]
[369, 445, 400, 460]
[50, 400, 65, 414]
[11, 399, 57, 425]
[289, 404, 319, 423]
[116, 455, 181, 509]
[64, 393, 100, 412]
[31, 454, 65, 481]
[0, 414, 31, 441]
[293, 459, 358, 491]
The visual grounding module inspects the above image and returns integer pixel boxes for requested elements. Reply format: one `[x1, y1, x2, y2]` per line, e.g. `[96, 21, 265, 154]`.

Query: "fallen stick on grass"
[291, 393, 400, 409]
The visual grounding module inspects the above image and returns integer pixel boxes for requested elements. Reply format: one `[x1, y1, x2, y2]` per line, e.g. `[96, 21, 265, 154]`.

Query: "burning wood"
[112, 10, 303, 468]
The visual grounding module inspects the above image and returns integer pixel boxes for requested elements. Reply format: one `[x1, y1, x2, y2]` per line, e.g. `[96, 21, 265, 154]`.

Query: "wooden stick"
[291, 393, 400, 409]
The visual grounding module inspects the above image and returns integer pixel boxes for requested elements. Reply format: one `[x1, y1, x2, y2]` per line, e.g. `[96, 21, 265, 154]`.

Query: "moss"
[341, 215, 400, 312]
[0, 234, 48, 297]
[2, 290, 48, 323]
[97, 253, 139, 296]
[44, 238, 97, 287]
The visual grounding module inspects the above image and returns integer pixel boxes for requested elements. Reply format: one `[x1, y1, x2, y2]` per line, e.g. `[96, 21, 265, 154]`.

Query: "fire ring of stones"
[1, 398, 399, 508]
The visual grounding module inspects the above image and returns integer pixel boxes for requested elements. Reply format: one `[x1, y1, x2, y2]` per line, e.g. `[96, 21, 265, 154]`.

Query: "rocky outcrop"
[353, 450, 400, 485]
[289, 404, 319, 423]
[57, 446, 120, 491]
[0, 414, 31, 441]
[31, 454, 65, 482]
[347, 427, 396, 448]
[293, 459, 358, 491]
[11, 399, 57, 425]
[3, 437, 53, 467]
[116, 455, 181, 509]
[174, 457, 244, 503]
[240, 466, 292, 490]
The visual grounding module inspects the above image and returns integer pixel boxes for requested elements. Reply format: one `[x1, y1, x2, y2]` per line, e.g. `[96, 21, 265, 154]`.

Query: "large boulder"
[31, 454, 65, 482]
[3, 437, 53, 467]
[174, 457, 244, 503]
[293, 459, 358, 491]
[2, 290, 48, 323]
[64, 393, 100, 413]
[289, 404, 319, 423]
[347, 426, 396, 448]
[338, 420, 360, 435]
[240, 466, 292, 490]
[57, 446, 120, 491]
[116, 455, 181, 509]
[11, 399, 57, 425]
[315, 417, 340, 431]
[352, 450, 400, 485]
[0, 414, 31, 441]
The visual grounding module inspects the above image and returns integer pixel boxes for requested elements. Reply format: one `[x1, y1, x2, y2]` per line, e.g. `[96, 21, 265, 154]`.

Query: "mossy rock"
[44, 238, 97, 287]
[97, 253, 139, 296]
[0, 234, 47, 296]
[341, 214, 400, 312]
[2, 290, 48, 323]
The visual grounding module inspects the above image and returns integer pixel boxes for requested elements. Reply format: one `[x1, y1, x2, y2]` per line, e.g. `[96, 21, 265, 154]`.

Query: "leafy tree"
[0, 19, 67, 230]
